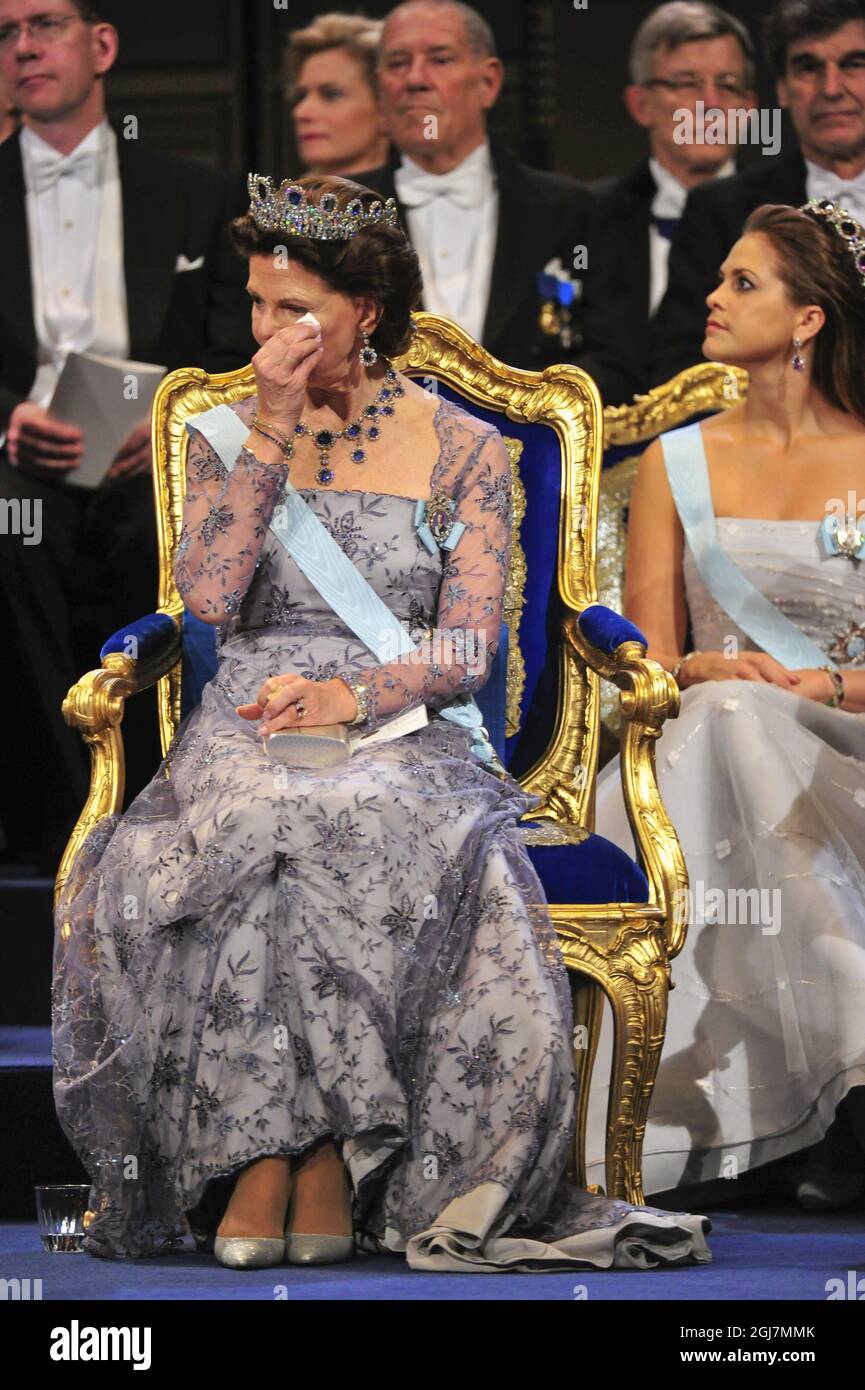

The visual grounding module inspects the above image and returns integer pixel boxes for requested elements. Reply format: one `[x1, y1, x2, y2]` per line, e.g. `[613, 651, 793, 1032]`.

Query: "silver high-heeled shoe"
[285, 1231, 354, 1265]
[213, 1235, 286, 1269]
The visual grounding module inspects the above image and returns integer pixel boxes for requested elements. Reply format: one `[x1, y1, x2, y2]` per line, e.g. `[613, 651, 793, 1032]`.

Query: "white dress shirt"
[21, 118, 129, 408]
[394, 141, 498, 344]
[805, 158, 865, 227]
[648, 155, 736, 316]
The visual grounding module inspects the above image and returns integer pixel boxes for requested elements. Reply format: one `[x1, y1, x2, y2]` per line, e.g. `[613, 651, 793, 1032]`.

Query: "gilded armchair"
[57, 312, 693, 1205]
[597, 363, 749, 742]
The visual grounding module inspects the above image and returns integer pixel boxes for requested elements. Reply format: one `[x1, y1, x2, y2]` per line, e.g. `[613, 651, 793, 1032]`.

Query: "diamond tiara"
[801, 197, 865, 288]
[247, 174, 400, 242]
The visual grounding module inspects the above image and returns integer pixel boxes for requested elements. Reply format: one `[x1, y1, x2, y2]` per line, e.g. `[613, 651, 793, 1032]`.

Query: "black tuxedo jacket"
[582, 160, 660, 404]
[649, 148, 808, 386]
[352, 141, 636, 404]
[0, 124, 257, 431]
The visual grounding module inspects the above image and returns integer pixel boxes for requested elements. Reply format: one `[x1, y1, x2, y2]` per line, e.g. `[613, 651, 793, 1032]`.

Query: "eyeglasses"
[643, 74, 749, 98]
[0, 14, 88, 49]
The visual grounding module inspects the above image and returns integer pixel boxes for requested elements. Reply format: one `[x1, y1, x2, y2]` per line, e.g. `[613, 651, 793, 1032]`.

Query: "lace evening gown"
[52, 393, 710, 1270]
[593, 482, 865, 1194]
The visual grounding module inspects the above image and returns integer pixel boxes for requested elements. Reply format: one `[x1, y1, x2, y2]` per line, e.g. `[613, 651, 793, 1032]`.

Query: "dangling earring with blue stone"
[360, 330, 378, 367]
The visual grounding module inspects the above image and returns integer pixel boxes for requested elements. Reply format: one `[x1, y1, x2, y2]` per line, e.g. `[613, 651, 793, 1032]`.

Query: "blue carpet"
[0, 1026, 52, 1069]
[2, 1211, 863, 1300]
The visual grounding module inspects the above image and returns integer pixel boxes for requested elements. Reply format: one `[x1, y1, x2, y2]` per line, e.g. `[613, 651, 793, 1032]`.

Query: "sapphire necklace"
[294, 362, 406, 486]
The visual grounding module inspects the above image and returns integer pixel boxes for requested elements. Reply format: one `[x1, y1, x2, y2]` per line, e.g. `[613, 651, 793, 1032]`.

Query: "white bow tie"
[27, 143, 102, 195]
[395, 161, 485, 212]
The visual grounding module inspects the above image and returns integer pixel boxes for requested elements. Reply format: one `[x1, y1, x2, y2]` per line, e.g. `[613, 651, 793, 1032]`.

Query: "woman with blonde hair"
[288, 13, 390, 176]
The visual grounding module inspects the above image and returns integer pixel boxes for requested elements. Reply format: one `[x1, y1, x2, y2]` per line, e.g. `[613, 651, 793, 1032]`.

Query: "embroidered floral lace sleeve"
[339, 415, 513, 734]
[174, 424, 289, 623]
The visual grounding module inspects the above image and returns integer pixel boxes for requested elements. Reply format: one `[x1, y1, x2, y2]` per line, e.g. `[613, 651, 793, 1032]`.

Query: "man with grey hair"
[584, 2, 757, 402]
[353, 0, 629, 395]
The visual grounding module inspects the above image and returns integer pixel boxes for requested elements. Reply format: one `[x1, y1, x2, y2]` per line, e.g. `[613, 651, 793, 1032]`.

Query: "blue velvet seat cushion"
[523, 825, 648, 904]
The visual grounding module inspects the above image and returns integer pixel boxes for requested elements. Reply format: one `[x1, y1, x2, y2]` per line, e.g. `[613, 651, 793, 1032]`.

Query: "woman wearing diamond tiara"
[593, 200, 865, 1210]
[51, 173, 711, 1273]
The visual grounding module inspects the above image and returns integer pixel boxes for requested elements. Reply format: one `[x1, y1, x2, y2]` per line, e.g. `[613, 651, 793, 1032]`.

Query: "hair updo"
[229, 174, 423, 358]
[743, 202, 865, 425]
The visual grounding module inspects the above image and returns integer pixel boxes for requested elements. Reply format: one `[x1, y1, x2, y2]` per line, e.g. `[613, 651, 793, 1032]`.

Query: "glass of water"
[34, 1185, 92, 1252]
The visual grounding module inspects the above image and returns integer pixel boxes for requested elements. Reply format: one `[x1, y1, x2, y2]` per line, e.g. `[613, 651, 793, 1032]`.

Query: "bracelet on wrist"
[671, 650, 701, 687]
[253, 413, 295, 445]
[345, 679, 369, 728]
[251, 415, 295, 459]
[820, 664, 845, 707]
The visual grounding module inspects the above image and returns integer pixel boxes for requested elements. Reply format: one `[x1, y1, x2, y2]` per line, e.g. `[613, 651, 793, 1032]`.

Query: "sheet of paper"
[351, 703, 428, 751]
[49, 351, 166, 489]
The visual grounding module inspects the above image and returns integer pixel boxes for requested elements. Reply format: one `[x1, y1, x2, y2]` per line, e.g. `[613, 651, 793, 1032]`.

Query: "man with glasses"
[583, 2, 757, 403]
[652, 0, 865, 382]
[0, 0, 254, 872]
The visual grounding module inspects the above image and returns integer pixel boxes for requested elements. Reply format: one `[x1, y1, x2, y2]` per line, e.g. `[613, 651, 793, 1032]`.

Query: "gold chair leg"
[604, 927, 670, 1205]
[566, 974, 604, 1189]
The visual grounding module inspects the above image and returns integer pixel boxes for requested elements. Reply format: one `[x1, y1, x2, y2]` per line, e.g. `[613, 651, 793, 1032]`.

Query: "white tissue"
[296, 312, 321, 330]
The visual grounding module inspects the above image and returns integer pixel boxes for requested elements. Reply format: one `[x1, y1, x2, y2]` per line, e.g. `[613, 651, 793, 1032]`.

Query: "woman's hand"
[236, 675, 358, 735]
[788, 668, 838, 704]
[678, 650, 801, 689]
[251, 321, 323, 429]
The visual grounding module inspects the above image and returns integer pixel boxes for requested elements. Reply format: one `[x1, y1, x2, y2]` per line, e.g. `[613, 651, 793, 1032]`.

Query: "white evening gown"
[592, 514, 865, 1193]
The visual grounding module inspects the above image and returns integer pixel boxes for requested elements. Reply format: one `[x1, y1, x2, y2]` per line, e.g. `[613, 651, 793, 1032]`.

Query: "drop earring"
[359, 330, 378, 366]
[792, 337, 806, 371]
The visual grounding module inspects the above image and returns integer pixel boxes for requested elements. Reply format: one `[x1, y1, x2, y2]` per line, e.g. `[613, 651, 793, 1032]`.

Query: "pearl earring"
[792, 337, 806, 371]
[360, 330, 378, 366]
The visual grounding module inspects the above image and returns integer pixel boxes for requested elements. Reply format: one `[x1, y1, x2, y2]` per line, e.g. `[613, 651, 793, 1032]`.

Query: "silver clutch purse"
[264, 705, 429, 770]
[265, 723, 352, 769]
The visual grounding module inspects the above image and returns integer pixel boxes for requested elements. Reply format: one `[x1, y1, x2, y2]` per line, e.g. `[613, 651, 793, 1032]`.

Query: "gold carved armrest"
[564, 617, 689, 958]
[54, 617, 182, 905]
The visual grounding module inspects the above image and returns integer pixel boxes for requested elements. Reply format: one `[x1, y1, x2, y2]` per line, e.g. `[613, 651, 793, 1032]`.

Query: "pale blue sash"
[186, 404, 504, 770]
[660, 422, 834, 670]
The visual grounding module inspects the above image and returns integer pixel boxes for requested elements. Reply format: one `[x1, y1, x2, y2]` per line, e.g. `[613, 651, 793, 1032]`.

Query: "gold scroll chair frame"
[58, 312, 694, 1205]
[597, 363, 749, 744]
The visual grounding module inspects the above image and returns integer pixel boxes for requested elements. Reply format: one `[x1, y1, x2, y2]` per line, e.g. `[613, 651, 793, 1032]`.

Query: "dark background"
[104, 0, 788, 181]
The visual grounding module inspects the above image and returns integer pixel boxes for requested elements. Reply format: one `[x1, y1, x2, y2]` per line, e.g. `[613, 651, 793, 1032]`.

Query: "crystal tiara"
[801, 197, 865, 288]
[247, 174, 400, 242]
